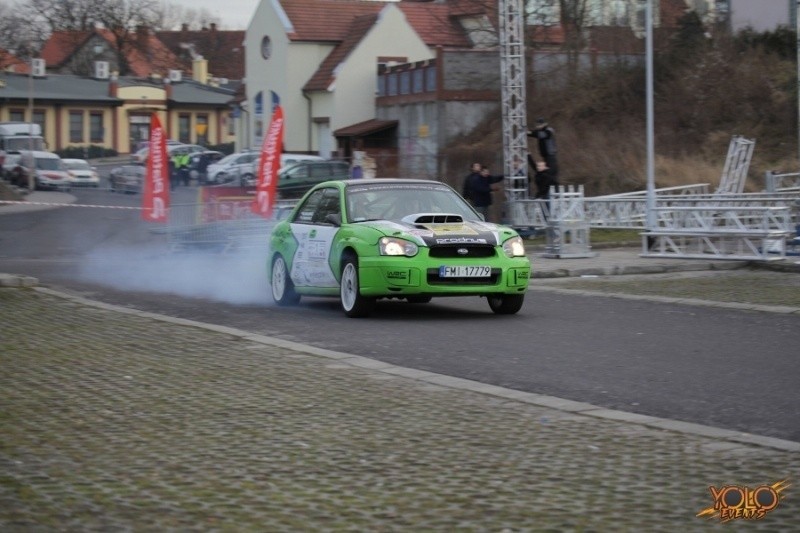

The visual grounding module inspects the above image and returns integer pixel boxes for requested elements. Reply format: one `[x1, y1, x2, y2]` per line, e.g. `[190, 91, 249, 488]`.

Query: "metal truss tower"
[498, 0, 530, 202]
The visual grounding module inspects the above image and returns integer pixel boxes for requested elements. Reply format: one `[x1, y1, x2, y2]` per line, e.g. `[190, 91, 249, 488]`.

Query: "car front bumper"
[357, 255, 530, 297]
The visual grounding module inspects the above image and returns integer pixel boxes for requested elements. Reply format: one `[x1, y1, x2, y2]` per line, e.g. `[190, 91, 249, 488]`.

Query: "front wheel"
[340, 255, 374, 318]
[271, 255, 300, 305]
[487, 294, 525, 315]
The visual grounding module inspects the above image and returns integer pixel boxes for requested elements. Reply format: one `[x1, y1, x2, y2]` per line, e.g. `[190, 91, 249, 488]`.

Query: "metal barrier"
[541, 185, 596, 259]
[765, 170, 800, 193]
[641, 206, 793, 261]
[166, 200, 295, 254]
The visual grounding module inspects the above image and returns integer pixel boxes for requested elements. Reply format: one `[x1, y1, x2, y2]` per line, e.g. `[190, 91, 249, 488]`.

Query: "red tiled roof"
[303, 13, 377, 91]
[280, 0, 472, 48]
[0, 48, 29, 73]
[156, 26, 246, 80]
[40, 31, 94, 67]
[40, 28, 182, 76]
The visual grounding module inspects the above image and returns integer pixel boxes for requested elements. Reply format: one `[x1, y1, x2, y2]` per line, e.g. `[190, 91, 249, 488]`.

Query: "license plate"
[439, 265, 491, 278]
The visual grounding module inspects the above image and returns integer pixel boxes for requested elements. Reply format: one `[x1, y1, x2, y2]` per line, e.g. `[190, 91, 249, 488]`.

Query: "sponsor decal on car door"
[289, 225, 339, 287]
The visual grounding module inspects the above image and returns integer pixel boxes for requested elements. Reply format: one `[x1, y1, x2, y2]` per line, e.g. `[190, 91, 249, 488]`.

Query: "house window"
[425, 66, 436, 92]
[399, 71, 411, 95]
[178, 114, 191, 143]
[90, 112, 104, 143]
[69, 111, 84, 143]
[377, 74, 386, 96]
[196, 114, 208, 145]
[388, 73, 398, 96]
[412, 69, 424, 93]
[32, 110, 45, 133]
[9, 109, 25, 122]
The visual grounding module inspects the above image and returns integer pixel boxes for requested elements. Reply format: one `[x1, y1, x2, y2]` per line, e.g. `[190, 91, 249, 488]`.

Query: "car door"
[278, 163, 310, 198]
[288, 187, 341, 288]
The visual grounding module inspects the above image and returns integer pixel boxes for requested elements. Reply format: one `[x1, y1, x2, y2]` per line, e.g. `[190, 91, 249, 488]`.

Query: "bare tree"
[152, 3, 222, 31]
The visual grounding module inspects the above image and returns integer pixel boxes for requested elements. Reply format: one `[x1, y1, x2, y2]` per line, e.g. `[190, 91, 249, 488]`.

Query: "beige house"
[0, 59, 237, 154]
[244, 0, 484, 157]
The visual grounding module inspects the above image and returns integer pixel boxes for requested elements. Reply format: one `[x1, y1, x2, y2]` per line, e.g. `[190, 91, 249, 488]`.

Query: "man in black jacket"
[465, 166, 504, 221]
[528, 118, 558, 175]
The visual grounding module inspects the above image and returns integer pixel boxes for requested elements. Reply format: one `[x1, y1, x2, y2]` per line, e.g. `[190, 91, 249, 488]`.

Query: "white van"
[14, 151, 71, 190]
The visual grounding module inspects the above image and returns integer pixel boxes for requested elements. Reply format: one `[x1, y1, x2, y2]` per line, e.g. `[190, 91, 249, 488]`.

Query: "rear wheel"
[487, 294, 525, 315]
[271, 255, 300, 305]
[340, 254, 374, 318]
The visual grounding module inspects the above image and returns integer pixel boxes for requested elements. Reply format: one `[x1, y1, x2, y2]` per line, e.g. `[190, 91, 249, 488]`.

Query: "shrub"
[56, 145, 118, 160]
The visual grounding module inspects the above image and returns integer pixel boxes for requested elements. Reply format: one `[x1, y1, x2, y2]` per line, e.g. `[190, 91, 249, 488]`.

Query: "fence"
[166, 199, 295, 254]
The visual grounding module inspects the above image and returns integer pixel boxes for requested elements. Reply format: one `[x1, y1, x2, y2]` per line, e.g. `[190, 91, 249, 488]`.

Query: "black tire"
[271, 255, 300, 305]
[407, 296, 432, 304]
[340, 254, 374, 318]
[241, 174, 254, 187]
[487, 294, 525, 315]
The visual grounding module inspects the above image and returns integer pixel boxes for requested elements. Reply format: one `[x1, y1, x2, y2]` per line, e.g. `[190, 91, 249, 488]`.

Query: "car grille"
[426, 268, 501, 286]
[428, 245, 496, 258]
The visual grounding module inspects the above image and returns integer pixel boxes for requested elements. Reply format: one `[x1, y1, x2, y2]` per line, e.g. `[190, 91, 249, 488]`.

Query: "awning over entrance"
[334, 119, 398, 137]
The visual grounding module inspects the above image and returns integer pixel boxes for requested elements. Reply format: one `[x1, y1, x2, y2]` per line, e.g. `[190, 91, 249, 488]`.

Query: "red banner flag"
[141, 113, 170, 222]
[252, 105, 284, 218]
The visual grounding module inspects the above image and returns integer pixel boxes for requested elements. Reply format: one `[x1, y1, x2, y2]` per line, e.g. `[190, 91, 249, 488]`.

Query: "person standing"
[466, 166, 504, 222]
[528, 118, 558, 175]
[462, 162, 482, 203]
[532, 159, 558, 200]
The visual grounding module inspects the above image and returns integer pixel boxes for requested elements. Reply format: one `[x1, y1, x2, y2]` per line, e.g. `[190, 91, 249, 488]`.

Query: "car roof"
[343, 178, 443, 187]
[22, 150, 59, 158]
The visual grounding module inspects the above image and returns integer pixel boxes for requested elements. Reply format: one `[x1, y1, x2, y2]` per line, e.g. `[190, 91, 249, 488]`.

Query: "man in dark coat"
[465, 166, 504, 221]
[528, 118, 558, 175]
[532, 159, 558, 200]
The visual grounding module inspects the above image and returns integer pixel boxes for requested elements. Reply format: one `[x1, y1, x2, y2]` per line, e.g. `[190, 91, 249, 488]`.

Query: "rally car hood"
[363, 213, 506, 247]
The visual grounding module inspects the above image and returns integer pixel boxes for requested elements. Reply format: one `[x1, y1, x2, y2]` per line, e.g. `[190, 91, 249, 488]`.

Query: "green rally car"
[268, 179, 531, 317]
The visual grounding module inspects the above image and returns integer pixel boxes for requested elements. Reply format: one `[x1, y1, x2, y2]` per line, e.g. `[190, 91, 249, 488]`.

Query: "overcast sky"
[176, 0, 259, 30]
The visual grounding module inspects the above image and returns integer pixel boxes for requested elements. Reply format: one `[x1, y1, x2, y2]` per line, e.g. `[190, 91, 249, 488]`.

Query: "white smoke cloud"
[78, 242, 274, 306]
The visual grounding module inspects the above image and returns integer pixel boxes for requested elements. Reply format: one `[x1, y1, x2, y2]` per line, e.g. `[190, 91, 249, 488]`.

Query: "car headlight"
[379, 237, 418, 257]
[502, 236, 526, 258]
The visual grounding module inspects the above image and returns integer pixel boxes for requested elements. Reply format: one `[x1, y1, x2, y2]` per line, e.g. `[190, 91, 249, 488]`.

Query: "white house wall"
[308, 4, 433, 152]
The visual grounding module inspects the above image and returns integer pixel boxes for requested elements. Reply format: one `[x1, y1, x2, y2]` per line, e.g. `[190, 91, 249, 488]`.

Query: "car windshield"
[35, 158, 64, 171]
[346, 182, 478, 222]
[64, 160, 91, 170]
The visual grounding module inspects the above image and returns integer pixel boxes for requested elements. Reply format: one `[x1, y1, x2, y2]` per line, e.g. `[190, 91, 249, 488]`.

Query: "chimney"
[136, 24, 148, 46]
[108, 73, 119, 97]
[192, 56, 208, 84]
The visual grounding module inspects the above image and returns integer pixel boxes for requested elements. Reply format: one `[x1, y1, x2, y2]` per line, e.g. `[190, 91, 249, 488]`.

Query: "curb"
[0, 273, 39, 287]
[21, 284, 800, 453]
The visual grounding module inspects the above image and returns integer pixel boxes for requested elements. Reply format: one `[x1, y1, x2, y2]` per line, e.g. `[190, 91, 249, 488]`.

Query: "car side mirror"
[324, 213, 342, 226]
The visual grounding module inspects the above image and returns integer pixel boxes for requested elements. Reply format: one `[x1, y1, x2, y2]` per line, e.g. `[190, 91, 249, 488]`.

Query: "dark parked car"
[188, 150, 225, 184]
[109, 165, 145, 194]
[275, 160, 351, 198]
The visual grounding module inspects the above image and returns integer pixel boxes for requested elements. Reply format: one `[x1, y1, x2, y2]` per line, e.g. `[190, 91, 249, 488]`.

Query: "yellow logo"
[697, 480, 789, 521]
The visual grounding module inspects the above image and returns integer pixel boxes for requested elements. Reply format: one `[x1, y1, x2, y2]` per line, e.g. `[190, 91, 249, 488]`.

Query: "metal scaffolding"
[498, 0, 530, 201]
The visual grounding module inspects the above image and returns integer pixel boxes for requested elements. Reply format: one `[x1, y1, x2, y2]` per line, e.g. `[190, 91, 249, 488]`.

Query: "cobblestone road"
[1, 287, 799, 531]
